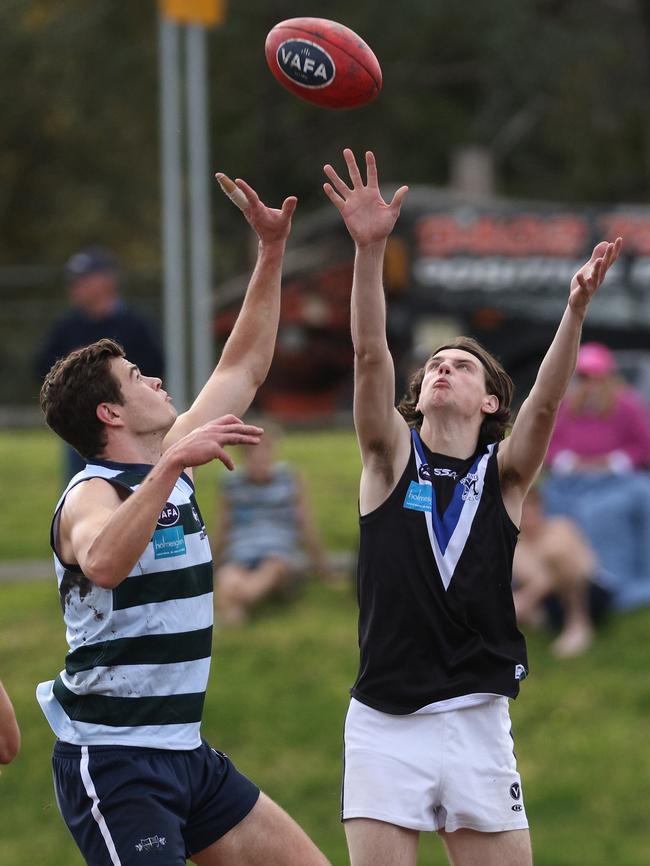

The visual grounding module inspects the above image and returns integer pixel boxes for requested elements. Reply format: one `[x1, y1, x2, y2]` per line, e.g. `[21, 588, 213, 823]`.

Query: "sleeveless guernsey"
[351, 431, 528, 715]
[36, 459, 213, 749]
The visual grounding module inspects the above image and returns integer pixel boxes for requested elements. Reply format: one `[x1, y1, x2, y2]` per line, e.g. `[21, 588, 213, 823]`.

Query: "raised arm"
[499, 238, 622, 515]
[164, 176, 296, 448]
[59, 417, 263, 589]
[323, 150, 409, 507]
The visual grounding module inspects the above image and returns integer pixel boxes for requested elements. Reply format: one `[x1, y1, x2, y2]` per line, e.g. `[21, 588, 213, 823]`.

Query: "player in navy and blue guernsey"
[323, 148, 622, 866]
[37, 177, 331, 866]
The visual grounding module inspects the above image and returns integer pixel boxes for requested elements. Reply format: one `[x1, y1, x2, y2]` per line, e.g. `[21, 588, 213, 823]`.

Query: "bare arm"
[0, 680, 20, 765]
[164, 177, 297, 449]
[323, 150, 410, 509]
[499, 238, 622, 517]
[59, 417, 263, 589]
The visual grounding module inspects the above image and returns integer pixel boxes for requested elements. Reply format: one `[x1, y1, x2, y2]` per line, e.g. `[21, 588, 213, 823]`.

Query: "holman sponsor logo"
[153, 526, 186, 559]
[404, 481, 432, 513]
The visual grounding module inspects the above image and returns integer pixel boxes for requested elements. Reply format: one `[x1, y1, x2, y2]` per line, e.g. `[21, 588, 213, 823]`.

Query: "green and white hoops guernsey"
[37, 459, 213, 749]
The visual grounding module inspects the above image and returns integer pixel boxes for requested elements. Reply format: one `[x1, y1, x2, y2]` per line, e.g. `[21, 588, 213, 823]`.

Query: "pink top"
[546, 387, 650, 470]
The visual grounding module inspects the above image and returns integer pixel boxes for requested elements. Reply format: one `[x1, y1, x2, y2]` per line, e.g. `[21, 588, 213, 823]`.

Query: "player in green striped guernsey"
[37, 177, 332, 866]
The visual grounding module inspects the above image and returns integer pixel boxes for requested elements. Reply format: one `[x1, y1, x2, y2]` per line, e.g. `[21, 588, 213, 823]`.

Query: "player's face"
[417, 349, 497, 420]
[109, 357, 177, 435]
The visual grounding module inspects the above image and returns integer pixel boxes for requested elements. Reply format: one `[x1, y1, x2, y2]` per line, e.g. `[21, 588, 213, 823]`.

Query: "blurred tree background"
[2, 8, 650, 863]
[0, 0, 649, 409]
[0, 0, 648, 270]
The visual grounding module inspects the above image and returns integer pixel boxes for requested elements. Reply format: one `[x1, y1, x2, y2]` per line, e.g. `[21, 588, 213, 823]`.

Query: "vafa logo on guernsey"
[157, 502, 180, 528]
[276, 40, 335, 88]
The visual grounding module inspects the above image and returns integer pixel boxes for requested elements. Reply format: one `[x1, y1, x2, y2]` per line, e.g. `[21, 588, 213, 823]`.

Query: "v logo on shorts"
[410, 429, 493, 590]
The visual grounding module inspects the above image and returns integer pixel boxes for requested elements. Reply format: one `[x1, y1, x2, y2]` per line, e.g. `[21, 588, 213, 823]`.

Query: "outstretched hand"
[215, 173, 297, 245]
[569, 237, 622, 314]
[168, 415, 263, 472]
[323, 149, 408, 247]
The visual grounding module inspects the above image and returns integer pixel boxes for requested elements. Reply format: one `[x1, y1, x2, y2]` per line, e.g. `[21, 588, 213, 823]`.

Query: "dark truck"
[215, 188, 650, 419]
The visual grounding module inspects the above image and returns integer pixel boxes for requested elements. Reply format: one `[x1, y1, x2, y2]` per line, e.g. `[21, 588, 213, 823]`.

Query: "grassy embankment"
[0, 429, 649, 865]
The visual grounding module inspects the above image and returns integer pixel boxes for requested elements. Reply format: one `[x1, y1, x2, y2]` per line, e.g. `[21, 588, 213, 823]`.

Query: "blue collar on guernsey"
[410, 429, 494, 590]
[86, 458, 194, 490]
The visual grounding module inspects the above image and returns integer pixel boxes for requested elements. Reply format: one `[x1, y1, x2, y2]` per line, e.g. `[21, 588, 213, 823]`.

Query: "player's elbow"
[533, 403, 559, 427]
[528, 382, 563, 417]
[88, 570, 124, 590]
[83, 557, 125, 590]
[248, 368, 268, 393]
[523, 390, 562, 429]
[353, 340, 390, 367]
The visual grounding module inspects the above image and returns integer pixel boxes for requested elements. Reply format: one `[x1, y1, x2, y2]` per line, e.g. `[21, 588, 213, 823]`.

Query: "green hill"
[0, 429, 649, 865]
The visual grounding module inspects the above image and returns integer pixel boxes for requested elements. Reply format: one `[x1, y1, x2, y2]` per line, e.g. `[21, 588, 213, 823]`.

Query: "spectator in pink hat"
[576, 342, 615, 376]
[544, 342, 650, 610]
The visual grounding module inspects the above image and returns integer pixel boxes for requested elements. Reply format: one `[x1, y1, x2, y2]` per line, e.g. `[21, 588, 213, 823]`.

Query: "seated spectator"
[0, 679, 20, 764]
[513, 488, 611, 657]
[214, 423, 330, 625]
[544, 342, 650, 610]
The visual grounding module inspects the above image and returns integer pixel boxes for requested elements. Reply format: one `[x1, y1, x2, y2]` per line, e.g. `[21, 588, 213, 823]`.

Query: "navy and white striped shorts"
[52, 739, 260, 865]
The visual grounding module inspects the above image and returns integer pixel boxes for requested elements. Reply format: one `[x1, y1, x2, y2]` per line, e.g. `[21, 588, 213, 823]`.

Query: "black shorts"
[52, 739, 260, 865]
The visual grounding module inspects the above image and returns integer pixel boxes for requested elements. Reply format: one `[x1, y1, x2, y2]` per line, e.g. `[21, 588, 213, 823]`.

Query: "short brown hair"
[40, 339, 126, 459]
[397, 336, 514, 447]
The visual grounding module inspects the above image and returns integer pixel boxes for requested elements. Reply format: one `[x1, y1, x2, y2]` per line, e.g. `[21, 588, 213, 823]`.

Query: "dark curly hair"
[40, 339, 126, 460]
[397, 336, 514, 448]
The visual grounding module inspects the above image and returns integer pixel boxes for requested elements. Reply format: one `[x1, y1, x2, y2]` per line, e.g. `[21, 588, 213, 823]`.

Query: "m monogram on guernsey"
[352, 430, 528, 715]
[36, 460, 214, 749]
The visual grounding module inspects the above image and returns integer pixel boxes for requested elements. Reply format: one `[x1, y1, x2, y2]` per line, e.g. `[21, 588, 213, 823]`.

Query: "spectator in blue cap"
[36, 246, 164, 479]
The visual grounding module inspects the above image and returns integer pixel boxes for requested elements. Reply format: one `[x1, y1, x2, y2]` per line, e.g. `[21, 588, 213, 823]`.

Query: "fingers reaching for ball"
[215, 173, 250, 211]
[322, 148, 408, 246]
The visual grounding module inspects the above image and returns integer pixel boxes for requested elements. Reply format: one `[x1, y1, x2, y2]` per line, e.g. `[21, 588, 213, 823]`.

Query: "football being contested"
[264, 17, 382, 109]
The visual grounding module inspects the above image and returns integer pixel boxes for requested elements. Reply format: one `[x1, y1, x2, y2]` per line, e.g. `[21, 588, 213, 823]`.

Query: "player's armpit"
[357, 408, 411, 515]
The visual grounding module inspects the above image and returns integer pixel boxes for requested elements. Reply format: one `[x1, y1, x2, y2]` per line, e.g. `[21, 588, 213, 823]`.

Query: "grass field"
[1, 430, 650, 865]
[0, 427, 361, 559]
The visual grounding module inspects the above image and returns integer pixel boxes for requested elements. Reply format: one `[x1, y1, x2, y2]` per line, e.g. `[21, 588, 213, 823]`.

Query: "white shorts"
[342, 696, 528, 834]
